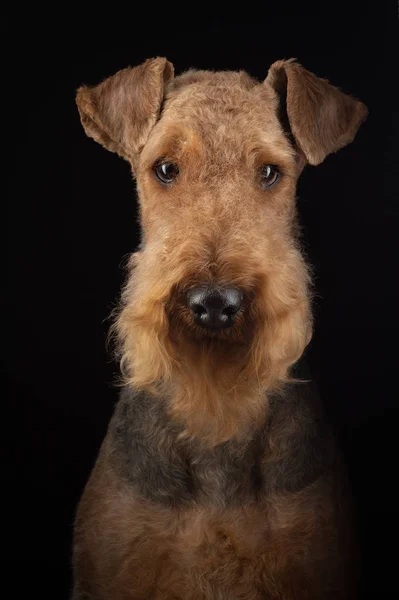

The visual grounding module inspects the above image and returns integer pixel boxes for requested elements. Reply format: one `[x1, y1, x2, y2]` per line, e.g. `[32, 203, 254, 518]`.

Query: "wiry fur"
[72, 57, 367, 598]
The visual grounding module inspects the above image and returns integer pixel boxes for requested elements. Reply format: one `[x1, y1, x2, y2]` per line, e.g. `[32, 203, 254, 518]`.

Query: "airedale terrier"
[72, 57, 367, 599]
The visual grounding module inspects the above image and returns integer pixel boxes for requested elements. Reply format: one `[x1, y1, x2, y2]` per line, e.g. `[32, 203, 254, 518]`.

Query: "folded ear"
[265, 59, 368, 165]
[76, 57, 174, 161]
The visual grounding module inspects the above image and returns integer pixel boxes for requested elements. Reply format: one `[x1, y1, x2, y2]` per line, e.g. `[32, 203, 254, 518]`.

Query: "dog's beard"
[164, 327, 268, 445]
[114, 250, 312, 443]
[115, 296, 310, 445]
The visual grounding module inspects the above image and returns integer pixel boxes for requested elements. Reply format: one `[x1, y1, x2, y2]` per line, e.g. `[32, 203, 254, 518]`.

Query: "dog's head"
[77, 58, 367, 441]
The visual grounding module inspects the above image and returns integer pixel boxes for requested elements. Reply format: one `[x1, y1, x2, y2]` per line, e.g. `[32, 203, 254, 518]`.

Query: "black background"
[5, 10, 398, 599]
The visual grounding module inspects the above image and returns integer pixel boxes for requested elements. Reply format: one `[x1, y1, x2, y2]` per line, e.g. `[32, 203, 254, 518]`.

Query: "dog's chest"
[187, 438, 263, 506]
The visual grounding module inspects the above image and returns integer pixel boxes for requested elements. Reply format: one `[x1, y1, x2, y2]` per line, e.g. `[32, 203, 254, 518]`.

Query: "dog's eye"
[260, 165, 279, 188]
[154, 161, 179, 184]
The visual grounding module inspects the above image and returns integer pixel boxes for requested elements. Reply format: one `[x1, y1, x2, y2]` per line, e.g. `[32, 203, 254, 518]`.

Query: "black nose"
[186, 286, 243, 330]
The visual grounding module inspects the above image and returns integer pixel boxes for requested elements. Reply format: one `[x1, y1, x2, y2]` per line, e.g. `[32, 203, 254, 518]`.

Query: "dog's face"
[77, 58, 367, 441]
[137, 70, 302, 340]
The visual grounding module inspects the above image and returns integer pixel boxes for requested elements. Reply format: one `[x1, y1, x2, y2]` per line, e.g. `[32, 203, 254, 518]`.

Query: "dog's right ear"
[265, 59, 367, 166]
[76, 57, 174, 161]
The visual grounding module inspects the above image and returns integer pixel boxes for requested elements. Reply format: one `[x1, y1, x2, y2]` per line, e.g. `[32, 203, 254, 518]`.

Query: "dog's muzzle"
[186, 286, 243, 330]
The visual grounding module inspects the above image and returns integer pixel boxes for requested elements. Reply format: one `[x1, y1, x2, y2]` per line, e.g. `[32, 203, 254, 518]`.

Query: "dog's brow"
[143, 125, 202, 166]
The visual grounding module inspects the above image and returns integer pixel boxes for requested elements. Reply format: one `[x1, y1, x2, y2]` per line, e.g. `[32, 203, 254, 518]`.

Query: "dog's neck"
[110, 368, 328, 507]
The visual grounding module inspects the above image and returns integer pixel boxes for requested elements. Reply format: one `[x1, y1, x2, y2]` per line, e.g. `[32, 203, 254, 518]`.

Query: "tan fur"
[73, 57, 366, 598]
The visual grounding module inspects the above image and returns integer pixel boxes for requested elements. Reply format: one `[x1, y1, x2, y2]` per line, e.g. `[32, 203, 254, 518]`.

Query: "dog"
[71, 57, 367, 599]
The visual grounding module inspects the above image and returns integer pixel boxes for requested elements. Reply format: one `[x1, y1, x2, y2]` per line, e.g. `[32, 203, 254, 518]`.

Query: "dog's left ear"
[265, 59, 368, 165]
[76, 57, 174, 162]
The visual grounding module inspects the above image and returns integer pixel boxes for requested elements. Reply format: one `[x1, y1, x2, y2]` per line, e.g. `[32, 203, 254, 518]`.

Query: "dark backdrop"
[5, 12, 398, 599]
